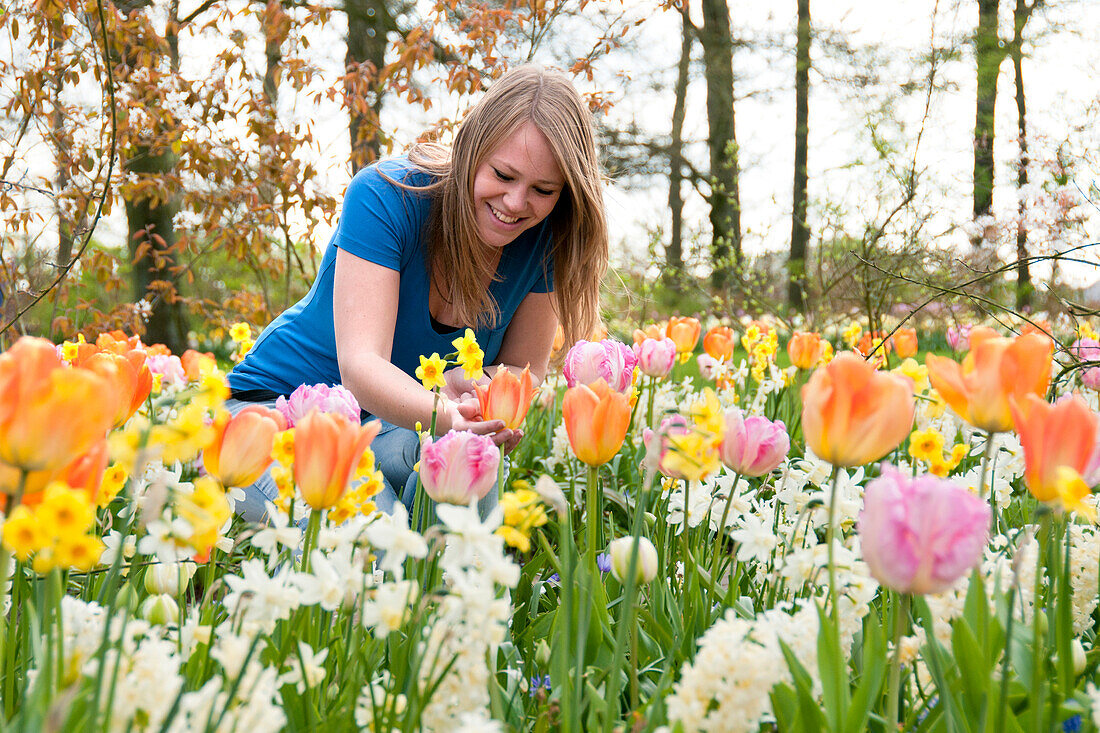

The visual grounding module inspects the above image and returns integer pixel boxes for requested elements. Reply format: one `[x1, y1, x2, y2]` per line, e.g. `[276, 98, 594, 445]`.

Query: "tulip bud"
[563, 339, 636, 393]
[607, 536, 658, 584]
[114, 581, 140, 613]
[1072, 639, 1087, 675]
[858, 466, 989, 595]
[144, 562, 198, 596]
[141, 594, 179, 625]
[419, 430, 500, 505]
[535, 640, 551, 667]
[632, 338, 676, 379]
[275, 383, 360, 428]
[719, 408, 790, 477]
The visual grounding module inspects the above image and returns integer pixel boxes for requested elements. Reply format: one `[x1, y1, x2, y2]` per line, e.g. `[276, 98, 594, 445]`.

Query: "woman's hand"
[441, 367, 488, 403]
[439, 395, 523, 455]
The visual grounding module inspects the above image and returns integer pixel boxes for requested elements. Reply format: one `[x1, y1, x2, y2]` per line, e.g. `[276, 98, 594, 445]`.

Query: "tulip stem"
[0, 470, 25, 678]
[301, 509, 321, 574]
[825, 465, 840, 623]
[708, 472, 741, 603]
[886, 592, 910, 727]
[586, 465, 601, 569]
[645, 376, 656, 429]
[979, 432, 998, 534]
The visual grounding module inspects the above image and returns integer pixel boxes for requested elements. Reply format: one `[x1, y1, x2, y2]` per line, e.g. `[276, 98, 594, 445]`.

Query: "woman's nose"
[502, 185, 526, 212]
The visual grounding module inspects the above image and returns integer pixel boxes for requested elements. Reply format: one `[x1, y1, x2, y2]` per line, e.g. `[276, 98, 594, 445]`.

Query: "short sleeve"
[333, 161, 430, 271]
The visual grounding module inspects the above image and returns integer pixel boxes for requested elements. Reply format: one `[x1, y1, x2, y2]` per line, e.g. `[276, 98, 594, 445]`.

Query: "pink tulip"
[1070, 337, 1100, 361]
[146, 354, 186, 387]
[419, 430, 500, 505]
[633, 337, 677, 378]
[696, 354, 718, 380]
[946, 324, 972, 353]
[563, 339, 636, 394]
[858, 466, 990, 595]
[275, 383, 361, 428]
[1084, 368, 1100, 391]
[719, 409, 790, 477]
[642, 415, 690, 479]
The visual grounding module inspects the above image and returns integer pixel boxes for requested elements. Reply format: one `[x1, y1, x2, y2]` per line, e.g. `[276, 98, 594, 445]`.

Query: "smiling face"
[472, 121, 565, 248]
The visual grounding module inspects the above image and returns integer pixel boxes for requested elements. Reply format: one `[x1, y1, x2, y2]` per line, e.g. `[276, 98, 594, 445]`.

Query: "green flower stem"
[995, 581, 1017, 733]
[0, 469, 26, 704]
[1031, 511, 1051, 731]
[707, 472, 742, 603]
[602, 465, 653, 731]
[301, 509, 321, 574]
[979, 432, 998, 534]
[586, 464, 601, 569]
[646, 376, 656, 430]
[886, 592, 910, 727]
[825, 465, 840, 623]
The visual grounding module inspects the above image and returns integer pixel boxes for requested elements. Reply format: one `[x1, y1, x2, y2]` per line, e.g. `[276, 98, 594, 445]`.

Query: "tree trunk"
[698, 0, 741, 292]
[118, 0, 188, 352]
[345, 0, 391, 172]
[972, 0, 1003, 241]
[1012, 0, 1038, 310]
[788, 0, 810, 312]
[49, 20, 74, 269]
[666, 5, 692, 285]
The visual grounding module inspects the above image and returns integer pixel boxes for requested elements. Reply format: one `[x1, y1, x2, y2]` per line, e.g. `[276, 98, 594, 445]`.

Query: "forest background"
[2, 0, 1100, 355]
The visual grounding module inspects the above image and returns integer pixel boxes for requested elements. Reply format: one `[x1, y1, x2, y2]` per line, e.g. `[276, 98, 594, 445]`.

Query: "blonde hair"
[405, 65, 608, 349]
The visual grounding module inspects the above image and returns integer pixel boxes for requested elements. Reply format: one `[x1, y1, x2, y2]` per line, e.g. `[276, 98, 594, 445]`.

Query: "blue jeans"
[224, 399, 499, 523]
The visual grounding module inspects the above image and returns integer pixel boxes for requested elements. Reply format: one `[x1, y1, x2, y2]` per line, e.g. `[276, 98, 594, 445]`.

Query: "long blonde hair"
[406, 65, 607, 349]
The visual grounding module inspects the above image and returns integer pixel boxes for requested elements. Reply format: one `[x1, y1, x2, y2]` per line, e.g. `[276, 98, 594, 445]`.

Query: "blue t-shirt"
[229, 157, 555, 396]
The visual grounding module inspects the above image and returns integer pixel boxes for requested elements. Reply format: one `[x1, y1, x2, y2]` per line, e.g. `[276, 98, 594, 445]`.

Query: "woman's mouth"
[489, 204, 521, 226]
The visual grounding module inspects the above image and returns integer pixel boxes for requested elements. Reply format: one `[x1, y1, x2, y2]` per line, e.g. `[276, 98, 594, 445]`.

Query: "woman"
[227, 65, 608, 520]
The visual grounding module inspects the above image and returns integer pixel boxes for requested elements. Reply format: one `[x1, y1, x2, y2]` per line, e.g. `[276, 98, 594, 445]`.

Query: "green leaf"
[845, 610, 886, 733]
[815, 603, 849, 730]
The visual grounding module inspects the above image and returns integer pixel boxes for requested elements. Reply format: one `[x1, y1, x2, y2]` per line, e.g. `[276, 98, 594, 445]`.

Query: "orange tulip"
[204, 405, 287, 488]
[633, 325, 664, 346]
[1010, 394, 1097, 508]
[856, 331, 892, 358]
[703, 326, 737, 361]
[0, 337, 115, 475]
[12, 439, 111, 509]
[926, 327, 1053, 434]
[78, 350, 153, 428]
[1020, 320, 1053, 343]
[562, 379, 631, 466]
[181, 349, 216, 382]
[801, 352, 916, 467]
[293, 411, 381, 510]
[893, 328, 918, 360]
[666, 316, 701, 356]
[96, 330, 143, 354]
[475, 365, 536, 430]
[787, 331, 826, 370]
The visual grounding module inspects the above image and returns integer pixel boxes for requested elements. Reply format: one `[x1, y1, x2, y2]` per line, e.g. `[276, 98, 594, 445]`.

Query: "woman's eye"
[493, 168, 512, 182]
[534, 187, 555, 196]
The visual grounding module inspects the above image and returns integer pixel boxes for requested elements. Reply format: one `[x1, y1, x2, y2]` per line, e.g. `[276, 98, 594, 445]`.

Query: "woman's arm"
[333, 248, 505, 437]
[493, 290, 558, 384]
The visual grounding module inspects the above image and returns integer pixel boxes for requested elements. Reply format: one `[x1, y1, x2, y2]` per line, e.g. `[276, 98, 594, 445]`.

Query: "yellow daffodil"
[2, 505, 45, 561]
[229, 322, 252, 342]
[908, 428, 945, 463]
[452, 329, 485, 381]
[416, 353, 448, 391]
